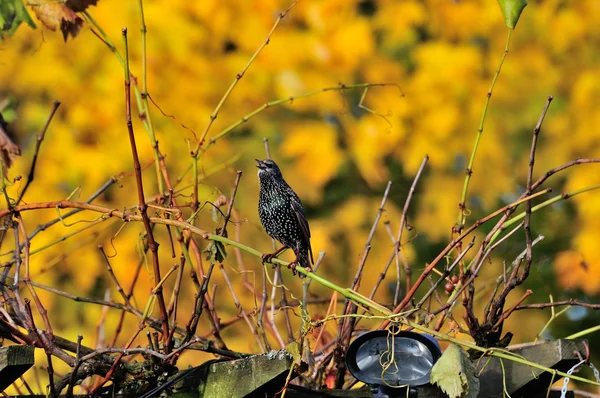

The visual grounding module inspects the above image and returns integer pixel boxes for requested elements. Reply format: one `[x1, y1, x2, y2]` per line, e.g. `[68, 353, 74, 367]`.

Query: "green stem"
[86, 7, 165, 194]
[565, 324, 600, 340]
[197, 83, 397, 157]
[83, 11, 124, 67]
[458, 29, 512, 228]
[136, 0, 165, 194]
[490, 184, 600, 243]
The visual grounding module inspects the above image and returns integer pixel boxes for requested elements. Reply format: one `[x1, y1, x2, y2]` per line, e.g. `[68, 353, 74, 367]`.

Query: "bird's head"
[256, 158, 282, 179]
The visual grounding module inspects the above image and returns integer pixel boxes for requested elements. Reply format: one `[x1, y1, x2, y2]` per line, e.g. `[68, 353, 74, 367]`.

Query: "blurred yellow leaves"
[416, 174, 461, 242]
[281, 121, 343, 189]
[555, 250, 600, 296]
[554, 167, 600, 295]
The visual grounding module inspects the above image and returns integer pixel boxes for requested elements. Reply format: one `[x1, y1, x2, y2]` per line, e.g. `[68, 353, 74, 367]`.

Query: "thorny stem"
[516, 300, 600, 311]
[379, 188, 554, 329]
[66, 335, 83, 398]
[182, 263, 215, 348]
[221, 171, 243, 237]
[85, 6, 165, 194]
[191, 0, 300, 155]
[99, 246, 132, 309]
[492, 289, 533, 329]
[196, 83, 398, 157]
[136, 0, 165, 194]
[122, 29, 169, 346]
[457, 29, 512, 229]
[220, 263, 266, 351]
[521, 96, 553, 283]
[395, 155, 428, 301]
[17, 100, 61, 205]
[167, 254, 186, 344]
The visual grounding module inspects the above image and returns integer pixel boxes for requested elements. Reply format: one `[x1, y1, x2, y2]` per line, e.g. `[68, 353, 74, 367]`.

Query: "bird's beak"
[255, 159, 267, 169]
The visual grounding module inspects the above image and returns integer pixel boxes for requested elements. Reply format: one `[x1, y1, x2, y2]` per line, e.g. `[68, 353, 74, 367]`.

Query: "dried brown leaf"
[30, 2, 83, 41]
[0, 113, 20, 175]
[65, 0, 99, 12]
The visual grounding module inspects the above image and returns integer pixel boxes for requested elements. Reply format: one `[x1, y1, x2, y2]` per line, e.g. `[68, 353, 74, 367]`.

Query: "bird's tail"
[296, 249, 312, 278]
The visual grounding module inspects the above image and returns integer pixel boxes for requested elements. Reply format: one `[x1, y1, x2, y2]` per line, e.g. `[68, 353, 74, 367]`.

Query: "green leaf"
[0, 0, 36, 39]
[203, 240, 227, 263]
[0, 97, 17, 123]
[430, 344, 480, 398]
[497, 0, 527, 29]
[211, 206, 219, 223]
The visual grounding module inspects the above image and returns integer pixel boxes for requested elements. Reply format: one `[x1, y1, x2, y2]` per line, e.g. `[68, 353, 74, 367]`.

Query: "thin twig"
[258, 263, 274, 349]
[483, 235, 545, 321]
[396, 155, 428, 300]
[487, 234, 546, 326]
[65, 335, 83, 398]
[531, 158, 600, 191]
[220, 171, 243, 237]
[98, 246, 132, 308]
[334, 181, 392, 388]
[191, 0, 300, 155]
[122, 28, 169, 345]
[492, 290, 533, 329]
[17, 100, 61, 205]
[268, 269, 286, 349]
[219, 264, 266, 351]
[416, 238, 475, 309]
[434, 222, 525, 330]
[24, 299, 57, 397]
[18, 215, 54, 335]
[515, 300, 600, 311]
[380, 188, 553, 328]
[457, 29, 512, 229]
[520, 96, 553, 283]
[350, 180, 393, 291]
[279, 272, 294, 343]
[167, 255, 186, 348]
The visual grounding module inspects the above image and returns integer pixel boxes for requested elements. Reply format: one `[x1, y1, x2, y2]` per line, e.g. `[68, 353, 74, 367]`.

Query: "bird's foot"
[288, 261, 298, 276]
[261, 246, 287, 266]
[262, 253, 283, 269]
[287, 262, 312, 277]
[261, 252, 276, 264]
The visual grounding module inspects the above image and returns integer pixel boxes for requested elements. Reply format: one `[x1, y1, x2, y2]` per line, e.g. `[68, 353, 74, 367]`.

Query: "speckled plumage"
[256, 159, 313, 275]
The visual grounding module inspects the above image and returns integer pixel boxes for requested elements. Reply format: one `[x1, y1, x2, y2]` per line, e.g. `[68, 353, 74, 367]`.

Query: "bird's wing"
[291, 197, 314, 265]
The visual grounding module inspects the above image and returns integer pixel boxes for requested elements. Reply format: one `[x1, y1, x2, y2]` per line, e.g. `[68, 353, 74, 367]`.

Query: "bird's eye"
[265, 161, 273, 168]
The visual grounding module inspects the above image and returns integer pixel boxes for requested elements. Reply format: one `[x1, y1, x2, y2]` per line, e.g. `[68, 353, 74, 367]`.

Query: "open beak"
[255, 159, 267, 169]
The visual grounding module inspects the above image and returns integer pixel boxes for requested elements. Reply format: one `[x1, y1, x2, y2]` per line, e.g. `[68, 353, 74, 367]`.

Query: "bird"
[256, 158, 314, 276]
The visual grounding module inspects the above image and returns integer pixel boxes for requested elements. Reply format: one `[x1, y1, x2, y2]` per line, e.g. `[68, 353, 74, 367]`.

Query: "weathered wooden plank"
[198, 350, 294, 397]
[0, 345, 35, 392]
[476, 339, 586, 397]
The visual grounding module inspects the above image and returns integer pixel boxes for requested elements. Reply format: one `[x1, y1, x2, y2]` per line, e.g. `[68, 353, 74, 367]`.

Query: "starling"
[256, 158, 314, 276]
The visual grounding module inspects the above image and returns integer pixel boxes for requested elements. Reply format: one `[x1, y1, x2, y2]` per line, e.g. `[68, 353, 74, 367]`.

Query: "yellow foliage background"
[1, 0, 600, 392]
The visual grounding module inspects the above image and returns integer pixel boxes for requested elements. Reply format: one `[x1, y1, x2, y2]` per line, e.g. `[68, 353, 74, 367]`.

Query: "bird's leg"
[288, 248, 311, 276]
[261, 245, 288, 265]
[288, 261, 298, 276]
